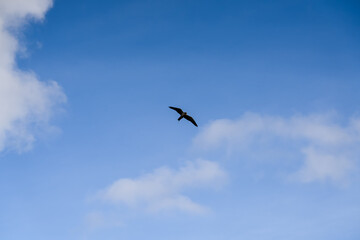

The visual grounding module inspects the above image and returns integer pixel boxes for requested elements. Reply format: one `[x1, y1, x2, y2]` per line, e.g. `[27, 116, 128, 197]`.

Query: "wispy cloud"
[0, 0, 65, 152]
[194, 112, 360, 183]
[98, 159, 227, 214]
[85, 211, 124, 231]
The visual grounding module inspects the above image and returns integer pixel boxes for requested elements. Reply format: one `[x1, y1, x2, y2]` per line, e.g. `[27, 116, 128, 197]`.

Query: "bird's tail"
[178, 116, 183, 121]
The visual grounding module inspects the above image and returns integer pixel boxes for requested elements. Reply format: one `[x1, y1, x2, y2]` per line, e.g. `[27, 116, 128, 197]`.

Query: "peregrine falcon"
[169, 106, 198, 127]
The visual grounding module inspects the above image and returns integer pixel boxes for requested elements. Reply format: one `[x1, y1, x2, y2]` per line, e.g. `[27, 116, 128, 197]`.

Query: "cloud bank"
[99, 159, 227, 214]
[0, 0, 65, 152]
[194, 112, 360, 183]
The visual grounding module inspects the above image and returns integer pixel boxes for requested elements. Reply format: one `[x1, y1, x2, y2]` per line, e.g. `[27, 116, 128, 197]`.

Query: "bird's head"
[184, 112, 187, 115]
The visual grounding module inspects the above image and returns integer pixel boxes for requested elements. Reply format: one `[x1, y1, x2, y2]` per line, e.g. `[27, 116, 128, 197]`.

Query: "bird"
[169, 106, 198, 127]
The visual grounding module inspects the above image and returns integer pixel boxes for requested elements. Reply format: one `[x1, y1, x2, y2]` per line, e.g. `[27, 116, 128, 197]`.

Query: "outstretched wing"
[184, 115, 198, 127]
[169, 106, 183, 115]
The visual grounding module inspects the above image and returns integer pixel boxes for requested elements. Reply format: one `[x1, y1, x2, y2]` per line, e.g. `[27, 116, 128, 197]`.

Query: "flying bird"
[169, 106, 198, 127]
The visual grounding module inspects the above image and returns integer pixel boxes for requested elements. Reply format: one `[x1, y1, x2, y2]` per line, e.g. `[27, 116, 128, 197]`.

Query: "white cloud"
[194, 112, 360, 183]
[99, 159, 227, 214]
[296, 147, 353, 183]
[0, 0, 52, 21]
[0, 0, 65, 152]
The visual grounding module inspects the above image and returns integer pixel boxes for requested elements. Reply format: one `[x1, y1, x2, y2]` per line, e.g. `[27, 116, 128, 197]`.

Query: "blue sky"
[0, 0, 360, 239]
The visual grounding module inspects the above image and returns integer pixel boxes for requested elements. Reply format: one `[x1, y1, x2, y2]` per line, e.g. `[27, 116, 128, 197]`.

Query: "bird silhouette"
[169, 106, 198, 127]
